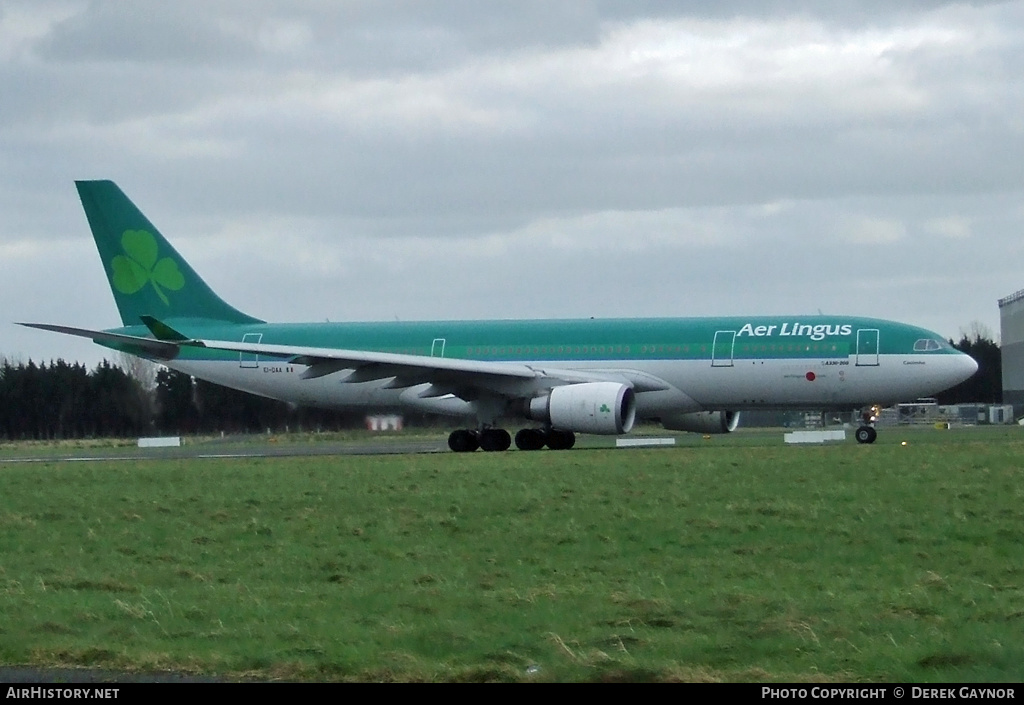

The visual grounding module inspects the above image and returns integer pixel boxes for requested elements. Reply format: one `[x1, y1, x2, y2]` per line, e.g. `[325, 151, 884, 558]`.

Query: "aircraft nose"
[957, 352, 979, 384]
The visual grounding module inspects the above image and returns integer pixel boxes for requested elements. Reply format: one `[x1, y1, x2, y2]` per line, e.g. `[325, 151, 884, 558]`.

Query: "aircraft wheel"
[448, 429, 479, 452]
[479, 428, 512, 452]
[855, 426, 877, 444]
[546, 429, 576, 450]
[515, 428, 547, 451]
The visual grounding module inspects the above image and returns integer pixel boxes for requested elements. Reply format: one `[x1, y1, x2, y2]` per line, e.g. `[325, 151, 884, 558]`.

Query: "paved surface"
[0, 438, 447, 464]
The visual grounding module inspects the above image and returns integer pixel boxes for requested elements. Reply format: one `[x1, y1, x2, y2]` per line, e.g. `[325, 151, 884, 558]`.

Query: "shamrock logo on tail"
[111, 230, 185, 306]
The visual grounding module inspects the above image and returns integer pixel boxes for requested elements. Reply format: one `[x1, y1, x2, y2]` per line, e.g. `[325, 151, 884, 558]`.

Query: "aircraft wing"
[182, 336, 671, 398]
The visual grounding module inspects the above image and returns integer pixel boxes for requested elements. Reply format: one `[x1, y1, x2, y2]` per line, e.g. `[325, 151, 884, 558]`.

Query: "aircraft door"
[712, 330, 736, 367]
[240, 333, 262, 369]
[856, 329, 880, 366]
[431, 338, 446, 358]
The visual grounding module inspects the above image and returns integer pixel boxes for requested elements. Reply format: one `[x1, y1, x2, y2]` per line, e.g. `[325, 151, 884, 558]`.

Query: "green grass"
[1, 427, 1023, 681]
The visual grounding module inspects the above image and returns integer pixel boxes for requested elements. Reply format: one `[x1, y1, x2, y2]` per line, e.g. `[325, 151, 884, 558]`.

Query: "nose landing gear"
[855, 425, 877, 444]
[856, 407, 879, 444]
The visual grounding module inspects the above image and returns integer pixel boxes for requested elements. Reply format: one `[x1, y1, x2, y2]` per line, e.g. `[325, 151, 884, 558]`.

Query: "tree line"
[935, 332, 1001, 406]
[0, 332, 1004, 441]
[0, 358, 365, 441]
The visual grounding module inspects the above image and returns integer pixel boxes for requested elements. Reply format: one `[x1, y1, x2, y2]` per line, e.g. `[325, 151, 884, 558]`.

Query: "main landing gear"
[514, 428, 575, 451]
[447, 428, 508, 452]
[447, 427, 576, 452]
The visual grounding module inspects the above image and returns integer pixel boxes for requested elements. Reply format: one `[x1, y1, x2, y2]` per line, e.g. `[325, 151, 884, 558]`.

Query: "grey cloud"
[32, 1, 1007, 72]
[3, 0, 1022, 366]
[38, 3, 257, 64]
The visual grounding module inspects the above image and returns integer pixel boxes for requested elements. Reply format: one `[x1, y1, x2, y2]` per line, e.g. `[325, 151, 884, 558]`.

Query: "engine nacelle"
[661, 410, 740, 434]
[526, 382, 636, 435]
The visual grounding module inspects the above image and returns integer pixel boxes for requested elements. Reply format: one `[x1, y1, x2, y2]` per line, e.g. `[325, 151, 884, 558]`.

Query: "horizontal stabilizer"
[17, 322, 181, 359]
[139, 315, 191, 342]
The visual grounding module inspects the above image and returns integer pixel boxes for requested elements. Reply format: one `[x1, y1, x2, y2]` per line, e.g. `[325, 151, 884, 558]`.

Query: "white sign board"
[784, 430, 847, 444]
[138, 437, 181, 448]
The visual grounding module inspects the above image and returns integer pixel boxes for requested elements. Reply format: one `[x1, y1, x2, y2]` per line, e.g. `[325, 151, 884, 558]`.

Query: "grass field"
[1, 426, 1023, 682]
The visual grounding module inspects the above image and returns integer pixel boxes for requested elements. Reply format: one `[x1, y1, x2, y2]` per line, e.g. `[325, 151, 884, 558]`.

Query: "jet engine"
[660, 410, 740, 434]
[526, 382, 636, 435]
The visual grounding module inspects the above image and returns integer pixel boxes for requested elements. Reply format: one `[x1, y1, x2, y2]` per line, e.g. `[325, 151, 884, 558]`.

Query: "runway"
[0, 437, 447, 464]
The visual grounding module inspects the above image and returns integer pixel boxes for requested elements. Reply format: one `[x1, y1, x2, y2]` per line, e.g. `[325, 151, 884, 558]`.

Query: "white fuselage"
[168, 350, 975, 419]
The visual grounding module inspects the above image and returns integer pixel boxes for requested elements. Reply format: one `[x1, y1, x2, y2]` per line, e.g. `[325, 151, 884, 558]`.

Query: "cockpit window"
[913, 339, 945, 352]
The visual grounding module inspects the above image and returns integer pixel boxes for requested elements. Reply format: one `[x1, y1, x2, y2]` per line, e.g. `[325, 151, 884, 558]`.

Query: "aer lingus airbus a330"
[22, 181, 978, 451]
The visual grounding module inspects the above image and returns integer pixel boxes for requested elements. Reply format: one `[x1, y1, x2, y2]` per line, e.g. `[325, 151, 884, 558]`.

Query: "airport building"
[998, 288, 1024, 413]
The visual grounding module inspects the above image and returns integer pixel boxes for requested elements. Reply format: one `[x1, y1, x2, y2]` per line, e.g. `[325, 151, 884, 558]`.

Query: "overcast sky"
[2, 0, 1022, 367]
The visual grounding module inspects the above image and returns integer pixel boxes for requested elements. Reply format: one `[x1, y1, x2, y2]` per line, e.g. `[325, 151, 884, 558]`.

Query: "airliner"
[21, 181, 978, 451]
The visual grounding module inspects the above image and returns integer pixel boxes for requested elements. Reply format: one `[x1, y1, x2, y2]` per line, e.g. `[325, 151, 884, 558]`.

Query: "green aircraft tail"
[76, 180, 263, 327]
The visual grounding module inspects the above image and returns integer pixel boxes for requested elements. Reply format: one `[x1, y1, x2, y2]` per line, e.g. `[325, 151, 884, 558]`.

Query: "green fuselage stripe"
[107, 316, 958, 364]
